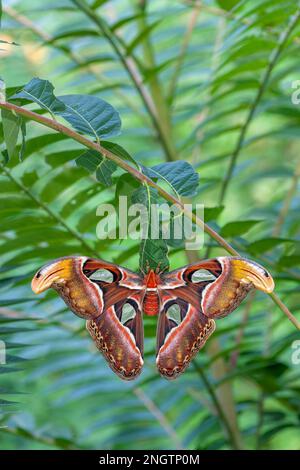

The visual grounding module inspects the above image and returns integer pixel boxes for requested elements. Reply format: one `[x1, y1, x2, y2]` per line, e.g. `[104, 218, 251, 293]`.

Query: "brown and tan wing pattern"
[156, 256, 274, 379]
[196, 257, 274, 318]
[31, 256, 144, 380]
[156, 296, 215, 379]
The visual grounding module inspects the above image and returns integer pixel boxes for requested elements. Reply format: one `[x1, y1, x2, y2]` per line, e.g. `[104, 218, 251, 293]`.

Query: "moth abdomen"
[143, 290, 160, 316]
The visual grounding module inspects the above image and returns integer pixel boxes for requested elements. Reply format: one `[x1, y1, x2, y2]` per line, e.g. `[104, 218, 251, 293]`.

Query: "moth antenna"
[161, 264, 169, 273]
[140, 266, 146, 276]
[155, 261, 162, 274]
[145, 260, 150, 273]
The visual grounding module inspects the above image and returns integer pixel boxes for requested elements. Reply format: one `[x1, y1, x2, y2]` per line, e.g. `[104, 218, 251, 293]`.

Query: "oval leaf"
[75, 149, 117, 187]
[11, 78, 66, 115]
[143, 161, 199, 197]
[58, 94, 121, 140]
[220, 220, 262, 237]
[1, 108, 20, 160]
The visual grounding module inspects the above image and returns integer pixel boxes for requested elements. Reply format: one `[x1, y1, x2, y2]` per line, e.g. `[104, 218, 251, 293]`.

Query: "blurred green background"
[0, 0, 300, 450]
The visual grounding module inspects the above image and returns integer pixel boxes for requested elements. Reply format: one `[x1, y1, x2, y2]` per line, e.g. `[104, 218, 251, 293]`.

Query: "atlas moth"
[32, 256, 274, 380]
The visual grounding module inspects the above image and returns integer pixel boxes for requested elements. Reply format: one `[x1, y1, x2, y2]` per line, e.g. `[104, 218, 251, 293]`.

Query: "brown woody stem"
[0, 100, 299, 331]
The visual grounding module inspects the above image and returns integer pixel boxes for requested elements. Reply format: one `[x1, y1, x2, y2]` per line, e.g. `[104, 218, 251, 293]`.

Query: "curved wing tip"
[30, 257, 78, 294]
[222, 257, 275, 293]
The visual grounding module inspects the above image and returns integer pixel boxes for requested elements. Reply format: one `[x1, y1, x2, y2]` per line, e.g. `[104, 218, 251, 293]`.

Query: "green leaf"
[58, 94, 121, 140]
[220, 220, 262, 237]
[10, 78, 121, 141]
[126, 20, 161, 55]
[139, 235, 169, 274]
[1, 108, 20, 160]
[11, 78, 66, 116]
[216, 0, 240, 10]
[75, 140, 137, 186]
[143, 161, 199, 197]
[100, 141, 139, 169]
[115, 174, 141, 203]
[1, 150, 9, 164]
[111, 14, 143, 32]
[277, 255, 300, 268]
[95, 159, 117, 186]
[48, 29, 100, 42]
[248, 238, 296, 254]
[91, 0, 109, 9]
[75, 150, 117, 186]
[132, 186, 169, 273]
[0, 298, 35, 307]
[19, 119, 26, 161]
[0, 77, 5, 101]
[204, 206, 225, 222]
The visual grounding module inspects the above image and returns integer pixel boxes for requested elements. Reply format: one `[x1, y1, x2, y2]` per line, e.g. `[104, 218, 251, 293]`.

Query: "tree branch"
[0, 100, 299, 330]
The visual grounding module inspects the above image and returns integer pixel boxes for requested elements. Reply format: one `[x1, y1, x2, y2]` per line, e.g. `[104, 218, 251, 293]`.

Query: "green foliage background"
[0, 0, 300, 450]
